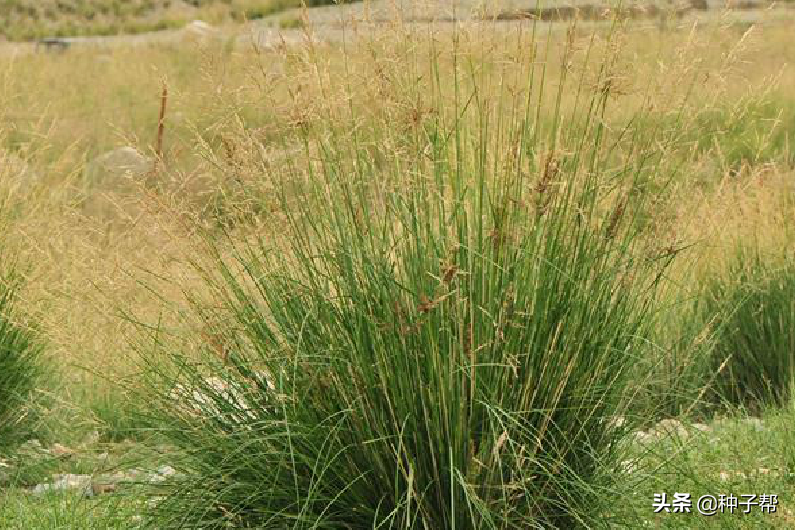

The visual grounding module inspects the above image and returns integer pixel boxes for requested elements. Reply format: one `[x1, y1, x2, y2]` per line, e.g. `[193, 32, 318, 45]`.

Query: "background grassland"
[0, 14, 791, 445]
[0, 0, 343, 41]
[2, 8, 795, 527]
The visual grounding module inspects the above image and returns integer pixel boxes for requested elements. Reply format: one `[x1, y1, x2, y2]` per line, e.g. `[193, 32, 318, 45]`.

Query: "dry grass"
[0, 0, 342, 41]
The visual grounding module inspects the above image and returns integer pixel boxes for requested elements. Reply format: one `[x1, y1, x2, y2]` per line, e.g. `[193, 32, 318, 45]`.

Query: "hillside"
[0, 0, 339, 41]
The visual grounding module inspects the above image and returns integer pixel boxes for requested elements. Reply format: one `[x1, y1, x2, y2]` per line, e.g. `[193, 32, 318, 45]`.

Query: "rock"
[87, 146, 152, 182]
[620, 459, 639, 474]
[147, 464, 182, 484]
[607, 416, 627, 429]
[169, 371, 276, 422]
[30, 466, 183, 498]
[0, 459, 11, 484]
[184, 20, 218, 40]
[148, 473, 167, 484]
[157, 465, 177, 477]
[17, 439, 50, 460]
[718, 470, 750, 482]
[146, 496, 165, 509]
[743, 418, 765, 431]
[633, 430, 656, 444]
[91, 482, 117, 496]
[633, 419, 711, 444]
[32, 474, 92, 496]
[50, 443, 74, 458]
[651, 419, 689, 439]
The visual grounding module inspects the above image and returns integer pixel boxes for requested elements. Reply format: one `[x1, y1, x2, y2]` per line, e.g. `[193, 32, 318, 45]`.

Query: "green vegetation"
[2, 3, 795, 528]
[699, 252, 795, 410]
[615, 407, 795, 528]
[0, 273, 44, 457]
[143, 27, 681, 522]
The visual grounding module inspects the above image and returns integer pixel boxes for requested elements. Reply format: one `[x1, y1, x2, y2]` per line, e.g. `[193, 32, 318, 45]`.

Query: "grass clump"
[699, 251, 795, 410]
[0, 273, 45, 456]
[136, 17, 705, 528]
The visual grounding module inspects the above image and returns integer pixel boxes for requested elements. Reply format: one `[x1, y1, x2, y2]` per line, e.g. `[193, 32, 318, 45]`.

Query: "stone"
[146, 496, 165, 509]
[171, 377, 252, 420]
[169, 371, 276, 422]
[32, 474, 92, 496]
[607, 416, 627, 429]
[620, 459, 639, 474]
[148, 473, 167, 484]
[91, 482, 117, 496]
[652, 419, 689, 439]
[184, 20, 218, 40]
[0, 459, 11, 484]
[50, 443, 74, 458]
[87, 146, 152, 182]
[146, 464, 182, 484]
[633, 430, 656, 444]
[17, 439, 50, 460]
[157, 465, 177, 477]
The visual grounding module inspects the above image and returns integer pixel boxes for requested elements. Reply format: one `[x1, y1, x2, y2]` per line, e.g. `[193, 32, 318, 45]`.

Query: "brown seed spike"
[605, 198, 626, 239]
[417, 294, 434, 314]
[442, 264, 458, 284]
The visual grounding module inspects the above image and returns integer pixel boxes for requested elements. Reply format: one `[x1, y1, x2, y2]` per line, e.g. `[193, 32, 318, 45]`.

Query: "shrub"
[699, 251, 795, 410]
[0, 273, 44, 456]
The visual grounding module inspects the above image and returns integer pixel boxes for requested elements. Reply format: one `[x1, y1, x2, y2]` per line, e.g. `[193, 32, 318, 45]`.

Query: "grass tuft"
[137, 17, 701, 528]
[0, 271, 45, 457]
[699, 250, 795, 411]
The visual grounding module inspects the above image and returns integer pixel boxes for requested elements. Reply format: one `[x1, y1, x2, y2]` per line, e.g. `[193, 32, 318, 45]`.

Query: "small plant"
[699, 251, 795, 410]
[0, 272, 45, 456]
[639, 292, 719, 421]
[87, 386, 148, 443]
